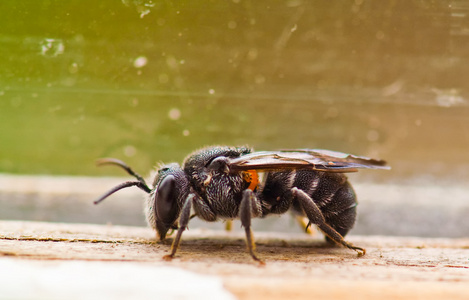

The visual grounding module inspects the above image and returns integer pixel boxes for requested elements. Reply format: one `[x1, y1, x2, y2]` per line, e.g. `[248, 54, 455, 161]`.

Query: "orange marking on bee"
[243, 170, 259, 191]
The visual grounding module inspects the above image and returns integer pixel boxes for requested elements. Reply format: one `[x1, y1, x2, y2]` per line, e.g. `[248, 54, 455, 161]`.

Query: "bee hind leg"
[239, 189, 264, 264]
[292, 187, 366, 256]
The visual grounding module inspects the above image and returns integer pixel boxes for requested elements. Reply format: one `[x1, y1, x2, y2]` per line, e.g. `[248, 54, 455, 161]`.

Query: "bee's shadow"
[155, 234, 355, 262]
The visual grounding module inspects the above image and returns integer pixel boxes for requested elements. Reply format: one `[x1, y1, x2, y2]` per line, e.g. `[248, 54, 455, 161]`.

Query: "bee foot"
[250, 254, 265, 266]
[162, 254, 175, 261]
[257, 259, 266, 266]
[353, 247, 366, 257]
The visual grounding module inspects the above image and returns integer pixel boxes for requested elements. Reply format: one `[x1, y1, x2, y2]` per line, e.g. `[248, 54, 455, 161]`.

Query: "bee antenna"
[93, 181, 151, 205]
[96, 158, 150, 191]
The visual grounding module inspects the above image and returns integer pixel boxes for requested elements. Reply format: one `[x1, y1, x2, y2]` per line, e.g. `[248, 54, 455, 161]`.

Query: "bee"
[94, 146, 389, 263]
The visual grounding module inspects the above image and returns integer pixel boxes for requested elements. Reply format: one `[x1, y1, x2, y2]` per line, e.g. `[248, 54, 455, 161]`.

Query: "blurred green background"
[1, 0, 468, 183]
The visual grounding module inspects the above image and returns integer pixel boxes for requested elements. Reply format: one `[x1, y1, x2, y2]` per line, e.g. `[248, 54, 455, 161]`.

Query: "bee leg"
[292, 188, 366, 256]
[163, 194, 194, 261]
[225, 220, 233, 231]
[290, 201, 315, 235]
[295, 215, 315, 235]
[239, 189, 264, 264]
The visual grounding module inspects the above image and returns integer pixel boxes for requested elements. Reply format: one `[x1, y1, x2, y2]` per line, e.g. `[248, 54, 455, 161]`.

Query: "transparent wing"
[227, 149, 390, 173]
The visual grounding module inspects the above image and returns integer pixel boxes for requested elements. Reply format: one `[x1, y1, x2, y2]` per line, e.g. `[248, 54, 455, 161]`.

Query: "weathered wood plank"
[1, 221, 468, 299]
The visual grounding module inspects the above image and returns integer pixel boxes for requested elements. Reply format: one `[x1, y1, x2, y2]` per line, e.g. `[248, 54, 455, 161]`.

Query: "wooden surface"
[1, 220, 469, 299]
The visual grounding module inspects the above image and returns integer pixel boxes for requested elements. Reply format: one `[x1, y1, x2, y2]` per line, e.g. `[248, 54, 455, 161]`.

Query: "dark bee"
[94, 146, 389, 263]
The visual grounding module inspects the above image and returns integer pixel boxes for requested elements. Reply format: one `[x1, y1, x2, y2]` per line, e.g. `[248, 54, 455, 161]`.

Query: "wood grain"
[1, 221, 468, 299]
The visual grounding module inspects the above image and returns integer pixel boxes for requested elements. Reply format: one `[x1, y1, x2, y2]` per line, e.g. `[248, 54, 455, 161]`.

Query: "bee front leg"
[239, 189, 264, 264]
[292, 188, 366, 256]
[163, 194, 194, 261]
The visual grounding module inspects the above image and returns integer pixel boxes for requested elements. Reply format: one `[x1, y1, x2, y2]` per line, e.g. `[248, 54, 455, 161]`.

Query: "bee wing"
[227, 149, 390, 173]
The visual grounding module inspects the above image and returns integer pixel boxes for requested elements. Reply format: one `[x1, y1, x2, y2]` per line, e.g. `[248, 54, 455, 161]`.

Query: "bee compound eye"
[155, 175, 179, 225]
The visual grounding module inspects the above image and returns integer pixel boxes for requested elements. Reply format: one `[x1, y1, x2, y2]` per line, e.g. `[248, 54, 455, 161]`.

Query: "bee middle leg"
[292, 187, 366, 256]
[239, 189, 264, 264]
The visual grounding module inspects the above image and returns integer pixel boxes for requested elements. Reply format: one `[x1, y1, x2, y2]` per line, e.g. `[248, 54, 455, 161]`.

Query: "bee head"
[147, 163, 190, 240]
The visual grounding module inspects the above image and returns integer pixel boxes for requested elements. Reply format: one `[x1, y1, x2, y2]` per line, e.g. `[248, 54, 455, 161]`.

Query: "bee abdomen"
[320, 180, 358, 237]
